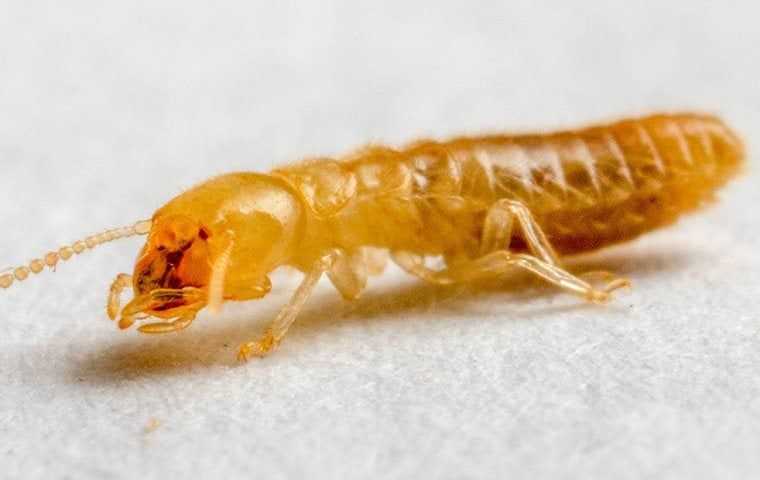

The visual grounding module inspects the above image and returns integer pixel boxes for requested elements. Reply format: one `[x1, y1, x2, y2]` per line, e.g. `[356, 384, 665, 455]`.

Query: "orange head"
[133, 214, 212, 295]
[109, 214, 214, 331]
[116, 173, 306, 332]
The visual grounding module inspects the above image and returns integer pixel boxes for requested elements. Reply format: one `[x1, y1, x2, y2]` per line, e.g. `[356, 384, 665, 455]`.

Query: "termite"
[0, 113, 744, 360]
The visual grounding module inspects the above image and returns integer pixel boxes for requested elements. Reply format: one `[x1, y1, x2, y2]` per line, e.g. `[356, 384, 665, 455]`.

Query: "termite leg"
[360, 247, 388, 276]
[392, 249, 629, 300]
[579, 270, 630, 287]
[326, 249, 368, 300]
[395, 206, 629, 298]
[393, 198, 558, 284]
[482, 200, 630, 290]
[447, 252, 628, 303]
[395, 198, 629, 296]
[401, 251, 627, 303]
[480, 199, 559, 263]
[107, 273, 133, 320]
[237, 250, 343, 361]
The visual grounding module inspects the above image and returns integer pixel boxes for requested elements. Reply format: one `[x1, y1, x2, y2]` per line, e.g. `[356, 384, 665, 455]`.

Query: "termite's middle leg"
[237, 249, 366, 361]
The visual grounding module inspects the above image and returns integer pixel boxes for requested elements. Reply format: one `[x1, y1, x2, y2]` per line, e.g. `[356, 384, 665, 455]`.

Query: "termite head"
[133, 214, 211, 295]
[114, 214, 213, 332]
[2, 172, 304, 335]
[112, 173, 304, 333]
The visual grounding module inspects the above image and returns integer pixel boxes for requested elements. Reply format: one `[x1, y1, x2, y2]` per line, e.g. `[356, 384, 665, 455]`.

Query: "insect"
[0, 113, 744, 360]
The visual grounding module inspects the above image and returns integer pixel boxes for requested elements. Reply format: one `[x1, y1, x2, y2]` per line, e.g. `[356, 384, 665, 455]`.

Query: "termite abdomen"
[526, 114, 744, 253]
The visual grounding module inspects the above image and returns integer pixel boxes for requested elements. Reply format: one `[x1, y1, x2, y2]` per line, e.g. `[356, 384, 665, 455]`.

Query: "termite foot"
[579, 270, 617, 282]
[237, 329, 279, 361]
[603, 277, 632, 294]
[584, 275, 632, 304]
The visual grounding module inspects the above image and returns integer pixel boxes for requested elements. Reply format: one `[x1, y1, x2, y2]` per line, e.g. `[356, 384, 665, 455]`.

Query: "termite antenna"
[0, 220, 151, 290]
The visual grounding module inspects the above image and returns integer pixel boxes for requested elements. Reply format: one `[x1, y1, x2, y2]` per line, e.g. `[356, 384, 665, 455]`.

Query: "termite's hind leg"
[481, 199, 558, 263]
[237, 250, 346, 361]
[392, 198, 630, 300]
[578, 270, 632, 294]
[484, 200, 631, 291]
[448, 252, 630, 303]
[395, 251, 628, 303]
[392, 198, 559, 285]
[392, 251, 629, 302]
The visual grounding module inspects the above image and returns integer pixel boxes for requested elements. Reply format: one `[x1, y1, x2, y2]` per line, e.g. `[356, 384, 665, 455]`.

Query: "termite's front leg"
[237, 250, 352, 361]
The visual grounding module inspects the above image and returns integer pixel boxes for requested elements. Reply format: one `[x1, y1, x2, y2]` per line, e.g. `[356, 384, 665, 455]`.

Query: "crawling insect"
[1, 113, 744, 360]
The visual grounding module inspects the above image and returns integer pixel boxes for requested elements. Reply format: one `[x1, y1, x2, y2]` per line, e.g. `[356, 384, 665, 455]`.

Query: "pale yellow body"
[0, 113, 744, 360]
[281, 112, 743, 257]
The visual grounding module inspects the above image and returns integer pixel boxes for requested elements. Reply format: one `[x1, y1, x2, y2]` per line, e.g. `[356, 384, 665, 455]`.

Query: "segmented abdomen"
[278, 113, 744, 256]
[396, 113, 744, 253]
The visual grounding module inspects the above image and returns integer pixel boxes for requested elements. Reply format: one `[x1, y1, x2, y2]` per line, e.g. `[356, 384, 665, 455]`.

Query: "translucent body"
[0, 113, 745, 360]
[283, 112, 742, 257]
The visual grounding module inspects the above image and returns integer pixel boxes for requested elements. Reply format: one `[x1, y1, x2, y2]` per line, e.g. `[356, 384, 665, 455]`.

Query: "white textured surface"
[1, 2, 759, 479]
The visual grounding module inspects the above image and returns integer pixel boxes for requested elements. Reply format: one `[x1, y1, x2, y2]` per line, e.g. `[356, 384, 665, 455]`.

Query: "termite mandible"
[0, 113, 744, 360]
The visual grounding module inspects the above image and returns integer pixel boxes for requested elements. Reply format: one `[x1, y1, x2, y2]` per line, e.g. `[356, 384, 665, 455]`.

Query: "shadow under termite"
[69, 246, 694, 383]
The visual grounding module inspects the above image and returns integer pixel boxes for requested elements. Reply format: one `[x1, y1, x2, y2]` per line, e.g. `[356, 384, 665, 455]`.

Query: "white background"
[0, 2, 758, 479]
